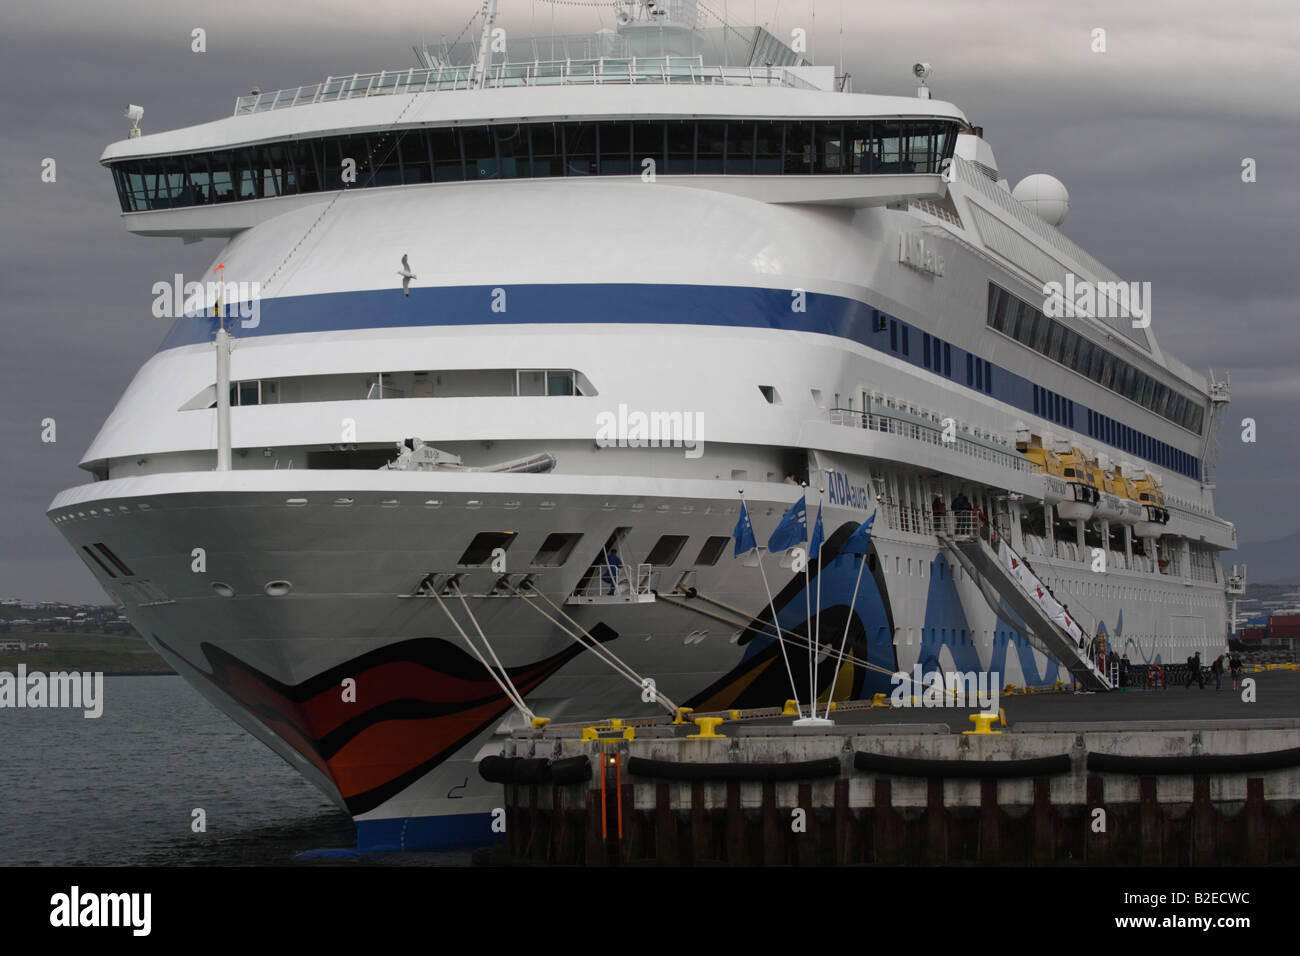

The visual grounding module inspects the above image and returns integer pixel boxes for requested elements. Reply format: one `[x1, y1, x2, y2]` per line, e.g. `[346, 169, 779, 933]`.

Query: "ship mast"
[469, 0, 499, 90]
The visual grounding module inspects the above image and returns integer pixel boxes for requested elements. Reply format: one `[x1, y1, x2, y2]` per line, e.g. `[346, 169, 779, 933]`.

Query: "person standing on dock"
[1229, 653, 1244, 690]
[1210, 654, 1225, 691]
[1184, 651, 1204, 689]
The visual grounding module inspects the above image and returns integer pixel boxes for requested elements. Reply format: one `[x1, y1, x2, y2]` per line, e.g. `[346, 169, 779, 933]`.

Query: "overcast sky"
[1, 0, 1296, 603]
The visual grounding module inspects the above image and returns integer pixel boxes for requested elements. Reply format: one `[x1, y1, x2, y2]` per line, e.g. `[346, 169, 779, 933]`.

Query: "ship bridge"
[98, 4, 967, 239]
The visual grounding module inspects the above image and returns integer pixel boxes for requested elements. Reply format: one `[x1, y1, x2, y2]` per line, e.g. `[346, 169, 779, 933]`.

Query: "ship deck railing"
[828, 407, 1033, 475]
[234, 57, 818, 115]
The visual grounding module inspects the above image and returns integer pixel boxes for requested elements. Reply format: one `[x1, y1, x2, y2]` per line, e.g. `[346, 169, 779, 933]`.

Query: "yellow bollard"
[688, 716, 726, 738]
[782, 699, 800, 716]
[871, 692, 889, 708]
[1053, 680, 1065, 692]
[673, 707, 694, 725]
[609, 718, 624, 730]
[963, 713, 1002, 735]
[581, 726, 600, 741]
[1004, 684, 1017, 696]
[729, 709, 742, 720]
[531, 716, 552, 730]
[998, 707, 1007, 727]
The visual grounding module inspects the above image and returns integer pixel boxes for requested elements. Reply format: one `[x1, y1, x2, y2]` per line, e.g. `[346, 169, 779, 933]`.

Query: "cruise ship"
[49, 0, 1239, 850]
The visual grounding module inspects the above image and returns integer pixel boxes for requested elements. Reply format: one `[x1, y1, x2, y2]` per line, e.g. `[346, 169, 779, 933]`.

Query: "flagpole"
[827, 510, 876, 708]
[802, 481, 813, 720]
[812, 479, 825, 718]
[755, 547, 801, 714]
[739, 492, 801, 715]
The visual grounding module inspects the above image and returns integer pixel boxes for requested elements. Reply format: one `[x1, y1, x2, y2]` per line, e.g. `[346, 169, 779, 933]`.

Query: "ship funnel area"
[936, 515, 1113, 691]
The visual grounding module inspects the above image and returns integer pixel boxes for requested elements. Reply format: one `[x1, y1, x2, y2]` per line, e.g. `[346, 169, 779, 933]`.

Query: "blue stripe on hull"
[161, 283, 875, 351]
[355, 811, 500, 852]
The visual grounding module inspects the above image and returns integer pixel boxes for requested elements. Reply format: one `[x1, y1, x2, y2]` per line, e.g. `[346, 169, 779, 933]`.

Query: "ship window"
[459, 531, 517, 566]
[645, 535, 689, 567]
[900, 326, 909, 356]
[633, 121, 666, 171]
[665, 121, 696, 174]
[755, 122, 784, 174]
[546, 371, 575, 396]
[597, 122, 632, 175]
[694, 536, 731, 567]
[758, 385, 776, 404]
[531, 533, 584, 567]
[518, 370, 545, 396]
[696, 122, 726, 174]
[814, 123, 844, 174]
[461, 127, 496, 178]
[431, 128, 466, 181]
[531, 125, 562, 178]
[784, 122, 814, 175]
[495, 124, 531, 178]
[565, 124, 596, 176]
[726, 122, 758, 174]
[399, 131, 432, 184]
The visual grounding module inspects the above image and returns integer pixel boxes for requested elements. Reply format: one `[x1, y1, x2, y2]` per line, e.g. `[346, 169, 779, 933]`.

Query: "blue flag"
[767, 497, 807, 553]
[733, 501, 757, 556]
[809, 504, 825, 561]
[841, 509, 877, 556]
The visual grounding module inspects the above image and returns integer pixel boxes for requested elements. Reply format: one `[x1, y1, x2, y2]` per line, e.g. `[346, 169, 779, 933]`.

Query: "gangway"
[936, 512, 1112, 691]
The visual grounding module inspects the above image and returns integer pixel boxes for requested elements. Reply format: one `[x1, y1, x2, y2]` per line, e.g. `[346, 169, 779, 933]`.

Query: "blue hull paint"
[355, 812, 500, 852]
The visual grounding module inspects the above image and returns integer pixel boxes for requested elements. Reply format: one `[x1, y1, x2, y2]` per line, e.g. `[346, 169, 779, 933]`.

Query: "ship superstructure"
[50, 0, 1235, 849]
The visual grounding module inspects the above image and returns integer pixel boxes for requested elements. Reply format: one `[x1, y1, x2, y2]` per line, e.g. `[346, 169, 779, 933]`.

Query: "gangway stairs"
[936, 514, 1112, 692]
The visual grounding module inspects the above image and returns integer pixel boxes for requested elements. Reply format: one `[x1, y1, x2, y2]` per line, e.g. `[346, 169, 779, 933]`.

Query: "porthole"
[265, 581, 292, 596]
[212, 582, 236, 598]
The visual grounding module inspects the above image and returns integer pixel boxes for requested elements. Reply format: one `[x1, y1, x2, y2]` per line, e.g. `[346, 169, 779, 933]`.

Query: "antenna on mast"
[470, 0, 499, 90]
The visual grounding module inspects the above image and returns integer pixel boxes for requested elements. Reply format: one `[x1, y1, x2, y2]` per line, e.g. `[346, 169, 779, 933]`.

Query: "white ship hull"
[50, 468, 1225, 848]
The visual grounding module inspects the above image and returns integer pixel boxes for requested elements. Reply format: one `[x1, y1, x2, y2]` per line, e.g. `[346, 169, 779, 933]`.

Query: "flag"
[809, 504, 825, 561]
[733, 501, 757, 556]
[841, 510, 877, 556]
[767, 497, 807, 553]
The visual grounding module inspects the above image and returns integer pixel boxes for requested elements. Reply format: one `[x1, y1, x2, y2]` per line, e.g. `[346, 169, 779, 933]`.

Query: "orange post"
[599, 749, 607, 840]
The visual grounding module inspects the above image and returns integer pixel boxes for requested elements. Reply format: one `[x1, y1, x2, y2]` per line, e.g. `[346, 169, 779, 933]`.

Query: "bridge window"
[111, 118, 962, 212]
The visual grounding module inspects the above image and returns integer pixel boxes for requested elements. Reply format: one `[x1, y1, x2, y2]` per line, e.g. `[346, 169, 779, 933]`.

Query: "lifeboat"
[1017, 431, 1068, 505]
[1054, 443, 1099, 519]
[1131, 471, 1170, 537]
[1089, 456, 1143, 524]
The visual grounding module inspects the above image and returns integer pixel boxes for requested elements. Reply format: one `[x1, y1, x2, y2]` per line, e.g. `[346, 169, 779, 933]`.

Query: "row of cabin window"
[1087, 409, 1201, 482]
[110, 118, 962, 211]
[460, 531, 733, 569]
[986, 282, 1205, 434]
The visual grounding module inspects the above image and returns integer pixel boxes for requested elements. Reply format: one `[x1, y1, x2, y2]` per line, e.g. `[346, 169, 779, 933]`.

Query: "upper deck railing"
[233, 57, 818, 116]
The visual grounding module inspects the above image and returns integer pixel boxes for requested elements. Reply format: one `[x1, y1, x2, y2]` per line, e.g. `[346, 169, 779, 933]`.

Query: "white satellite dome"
[1012, 174, 1070, 227]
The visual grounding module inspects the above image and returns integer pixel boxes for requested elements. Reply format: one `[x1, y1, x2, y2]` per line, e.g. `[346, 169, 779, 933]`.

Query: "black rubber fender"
[626, 756, 841, 782]
[477, 755, 517, 784]
[1086, 747, 1300, 775]
[511, 757, 552, 784]
[548, 755, 593, 784]
[853, 752, 1072, 778]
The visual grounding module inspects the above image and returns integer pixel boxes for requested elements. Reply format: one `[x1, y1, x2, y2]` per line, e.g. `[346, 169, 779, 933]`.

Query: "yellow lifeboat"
[1054, 443, 1100, 519]
[1089, 456, 1142, 524]
[1017, 431, 1068, 505]
[1132, 472, 1170, 536]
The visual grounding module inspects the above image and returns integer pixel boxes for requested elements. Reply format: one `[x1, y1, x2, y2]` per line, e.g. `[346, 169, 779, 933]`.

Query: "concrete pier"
[480, 671, 1300, 866]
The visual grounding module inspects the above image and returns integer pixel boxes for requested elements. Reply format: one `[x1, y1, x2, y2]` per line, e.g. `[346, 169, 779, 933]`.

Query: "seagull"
[397, 254, 417, 297]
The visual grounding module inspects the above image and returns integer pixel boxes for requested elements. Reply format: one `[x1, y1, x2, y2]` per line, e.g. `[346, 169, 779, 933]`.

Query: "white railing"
[828, 407, 1033, 474]
[234, 57, 815, 115]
